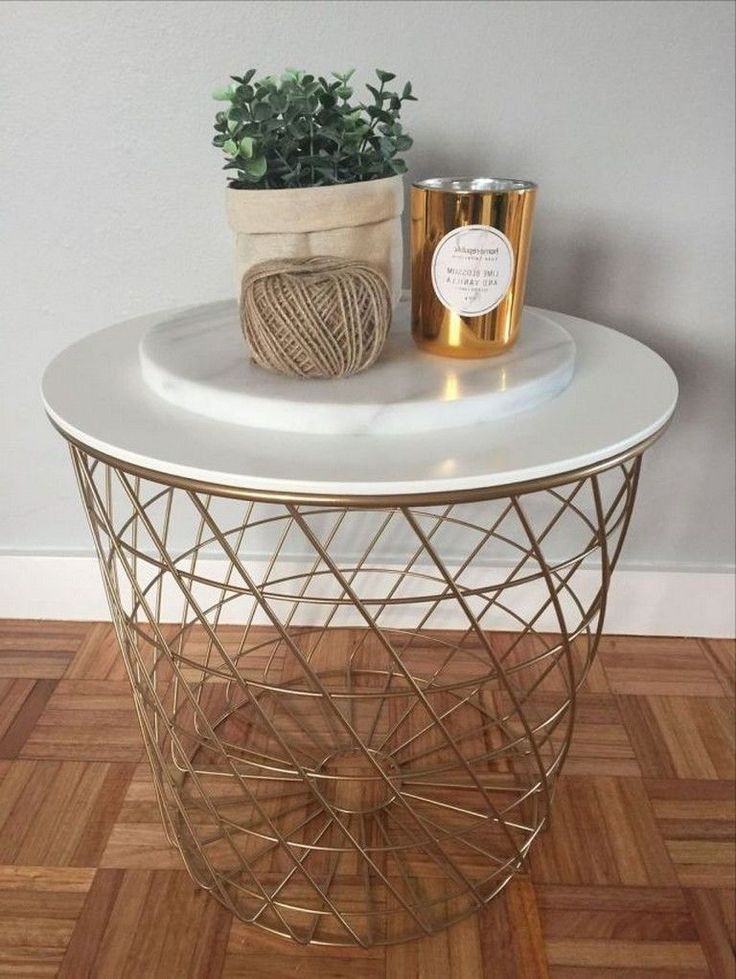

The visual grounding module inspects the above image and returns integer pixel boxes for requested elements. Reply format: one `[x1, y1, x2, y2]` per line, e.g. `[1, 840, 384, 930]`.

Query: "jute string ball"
[240, 256, 391, 378]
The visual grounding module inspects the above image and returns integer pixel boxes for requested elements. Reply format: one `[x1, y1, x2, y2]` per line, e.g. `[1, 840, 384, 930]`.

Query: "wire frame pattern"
[69, 445, 641, 946]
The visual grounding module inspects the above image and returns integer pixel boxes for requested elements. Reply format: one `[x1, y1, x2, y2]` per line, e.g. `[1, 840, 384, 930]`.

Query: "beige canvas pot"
[226, 175, 404, 308]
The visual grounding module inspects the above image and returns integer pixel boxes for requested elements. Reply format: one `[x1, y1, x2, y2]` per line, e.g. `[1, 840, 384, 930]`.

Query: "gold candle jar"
[411, 177, 537, 358]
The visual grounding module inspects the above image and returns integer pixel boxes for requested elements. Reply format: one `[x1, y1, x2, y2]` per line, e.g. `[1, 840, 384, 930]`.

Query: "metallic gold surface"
[411, 178, 537, 358]
[66, 436, 643, 946]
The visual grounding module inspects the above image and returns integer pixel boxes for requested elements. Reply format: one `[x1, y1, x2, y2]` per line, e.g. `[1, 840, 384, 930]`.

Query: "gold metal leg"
[69, 444, 640, 946]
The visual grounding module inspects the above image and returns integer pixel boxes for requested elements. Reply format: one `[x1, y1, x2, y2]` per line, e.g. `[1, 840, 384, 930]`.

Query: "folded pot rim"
[226, 173, 404, 234]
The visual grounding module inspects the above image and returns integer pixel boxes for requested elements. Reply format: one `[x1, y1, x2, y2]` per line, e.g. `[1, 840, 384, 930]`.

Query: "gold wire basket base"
[158, 676, 542, 946]
[68, 443, 641, 946]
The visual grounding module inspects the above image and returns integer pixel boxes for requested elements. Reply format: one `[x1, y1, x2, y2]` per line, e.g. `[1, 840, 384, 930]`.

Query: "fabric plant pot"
[226, 175, 404, 308]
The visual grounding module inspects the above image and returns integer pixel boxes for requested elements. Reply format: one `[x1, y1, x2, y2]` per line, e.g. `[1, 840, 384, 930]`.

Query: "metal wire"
[69, 442, 642, 946]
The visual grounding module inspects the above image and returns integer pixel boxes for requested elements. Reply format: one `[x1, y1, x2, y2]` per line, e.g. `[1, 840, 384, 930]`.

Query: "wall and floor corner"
[1, 1, 734, 637]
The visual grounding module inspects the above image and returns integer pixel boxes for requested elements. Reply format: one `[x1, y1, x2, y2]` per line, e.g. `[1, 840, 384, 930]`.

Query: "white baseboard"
[0, 554, 733, 638]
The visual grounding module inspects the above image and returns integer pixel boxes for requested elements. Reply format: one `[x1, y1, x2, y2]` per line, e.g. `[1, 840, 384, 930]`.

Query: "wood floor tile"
[664, 840, 736, 889]
[535, 884, 689, 920]
[618, 695, 735, 779]
[0, 865, 94, 979]
[555, 694, 641, 776]
[546, 969, 708, 978]
[0, 681, 36, 743]
[685, 888, 736, 978]
[382, 878, 484, 978]
[529, 776, 678, 886]
[699, 638, 736, 696]
[0, 621, 733, 976]
[544, 939, 708, 972]
[477, 877, 549, 978]
[100, 764, 182, 869]
[19, 680, 145, 762]
[0, 760, 134, 865]
[226, 920, 384, 978]
[537, 884, 712, 977]
[0, 679, 57, 758]
[510, 632, 612, 694]
[62, 622, 128, 681]
[58, 869, 232, 979]
[0, 621, 88, 679]
[646, 779, 736, 890]
[170, 623, 282, 685]
[598, 636, 725, 697]
[706, 886, 736, 947]
[645, 778, 735, 839]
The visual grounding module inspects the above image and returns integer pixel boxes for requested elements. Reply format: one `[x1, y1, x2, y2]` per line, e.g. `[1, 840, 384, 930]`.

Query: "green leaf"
[239, 136, 255, 157]
[227, 106, 250, 122]
[335, 85, 352, 99]
[317, 127, 342, 144]
[243, 155, 268, 180]
[402, 81, 413, 99]
[252, 102, 272, 122]
[375, 69, 396, 82]
[223, 138, 238, 155]
[243, 68, 257, 84]
[212, 86, 235, 101]
[390, 158, 408, 174]
[394, 134, 413, 151]
[367, 105, 394, 124]
[288, 118, 310, 139]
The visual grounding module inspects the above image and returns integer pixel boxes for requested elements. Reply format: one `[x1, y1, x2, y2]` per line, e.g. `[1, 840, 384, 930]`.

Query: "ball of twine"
[240, 257, 391, 378]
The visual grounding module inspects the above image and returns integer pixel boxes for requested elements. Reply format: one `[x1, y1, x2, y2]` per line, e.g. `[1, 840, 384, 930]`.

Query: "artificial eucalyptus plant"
[212, 68, 417, 189]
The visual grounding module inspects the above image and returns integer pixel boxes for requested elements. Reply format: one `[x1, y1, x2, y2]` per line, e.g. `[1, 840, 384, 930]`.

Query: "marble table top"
[42, 299, 678, 499]
[138, 302, 576, 435]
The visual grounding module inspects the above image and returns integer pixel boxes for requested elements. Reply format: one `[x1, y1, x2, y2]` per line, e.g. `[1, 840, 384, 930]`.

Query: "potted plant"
[213, 68, 417, 308]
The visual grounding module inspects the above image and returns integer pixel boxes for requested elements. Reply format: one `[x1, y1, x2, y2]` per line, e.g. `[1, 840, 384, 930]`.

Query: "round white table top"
[138, 302, 576, 436]
[42, 299, 678, 501]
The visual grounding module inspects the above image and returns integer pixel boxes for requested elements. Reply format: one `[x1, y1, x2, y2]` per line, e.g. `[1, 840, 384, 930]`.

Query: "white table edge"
[41, 302, 679, 502]
[42, 398, 675, 502]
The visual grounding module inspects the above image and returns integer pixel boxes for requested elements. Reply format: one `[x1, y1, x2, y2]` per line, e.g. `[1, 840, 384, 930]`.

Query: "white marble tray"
[138, 301, 576, 435]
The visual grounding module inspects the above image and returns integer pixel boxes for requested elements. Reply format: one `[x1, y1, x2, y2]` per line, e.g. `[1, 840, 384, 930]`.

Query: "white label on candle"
[431, 224, 514, 317]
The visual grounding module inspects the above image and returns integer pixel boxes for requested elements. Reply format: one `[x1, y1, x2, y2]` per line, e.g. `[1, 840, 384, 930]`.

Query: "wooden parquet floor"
[0, 620, 733, 978]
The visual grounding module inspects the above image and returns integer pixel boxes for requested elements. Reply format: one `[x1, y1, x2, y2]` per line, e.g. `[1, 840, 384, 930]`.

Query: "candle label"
[431, 224, 514, 317]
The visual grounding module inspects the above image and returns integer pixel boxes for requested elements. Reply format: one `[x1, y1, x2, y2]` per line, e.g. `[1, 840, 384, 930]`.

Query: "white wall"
[1, 1, 734, 631]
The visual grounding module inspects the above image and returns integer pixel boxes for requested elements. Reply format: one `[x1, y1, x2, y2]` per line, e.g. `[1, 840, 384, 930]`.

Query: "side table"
[42, 300, 677, 946]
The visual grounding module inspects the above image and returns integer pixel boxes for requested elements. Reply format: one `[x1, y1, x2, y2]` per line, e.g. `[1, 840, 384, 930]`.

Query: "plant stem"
[358, 79, 385, 161]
